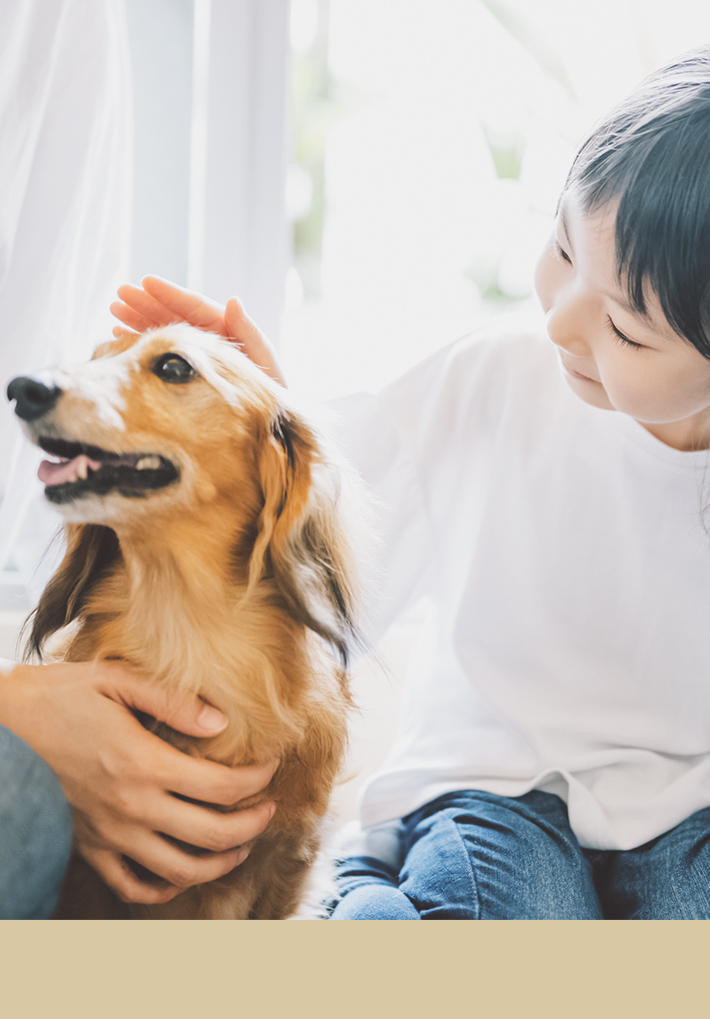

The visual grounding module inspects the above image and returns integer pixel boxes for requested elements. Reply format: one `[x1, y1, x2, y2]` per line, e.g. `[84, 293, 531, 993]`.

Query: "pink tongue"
[38, 455, 101, 487]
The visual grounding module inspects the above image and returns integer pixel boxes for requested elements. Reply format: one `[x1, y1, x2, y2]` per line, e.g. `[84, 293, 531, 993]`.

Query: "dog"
[7, 323, 365, 919]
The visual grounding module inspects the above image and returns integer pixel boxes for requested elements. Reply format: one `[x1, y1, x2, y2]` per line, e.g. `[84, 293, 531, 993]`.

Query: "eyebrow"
[557, 202, 651, 321]
[558, 205, 573, 251]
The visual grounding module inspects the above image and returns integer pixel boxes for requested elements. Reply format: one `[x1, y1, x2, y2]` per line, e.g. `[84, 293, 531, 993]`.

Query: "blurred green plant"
[482, 125, 524, 180]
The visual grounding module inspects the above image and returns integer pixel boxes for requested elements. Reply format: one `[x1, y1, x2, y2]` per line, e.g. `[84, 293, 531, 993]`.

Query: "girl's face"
[534, 191, 710, 451]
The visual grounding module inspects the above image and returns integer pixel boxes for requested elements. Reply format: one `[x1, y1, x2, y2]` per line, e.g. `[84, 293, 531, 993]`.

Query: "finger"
[109, 301, 155, 334]
[224, 297, 287, 386]
[224, 296, 263, 347]
[160, 754, 280, 807]
[152, 798, 277, 853]
[116, 284, 184, 326]
[142, 276, 227, 334]
[95, 664, 279, 801]
[81, 846, 183, 905]
[101, 667, 228, 736]
[112, 326, 140, 340]
[123, 831, 250, 891]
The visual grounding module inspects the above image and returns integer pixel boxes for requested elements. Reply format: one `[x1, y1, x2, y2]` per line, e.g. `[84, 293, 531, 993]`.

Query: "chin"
[560, 367, 616, 412]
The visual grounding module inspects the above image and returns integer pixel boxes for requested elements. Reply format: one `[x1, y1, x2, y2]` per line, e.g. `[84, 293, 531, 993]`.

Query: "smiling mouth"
[37, 436, 179, 503]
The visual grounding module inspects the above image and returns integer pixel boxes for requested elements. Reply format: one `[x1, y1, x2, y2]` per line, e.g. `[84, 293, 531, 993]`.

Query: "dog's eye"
[152, 354, 196, 384]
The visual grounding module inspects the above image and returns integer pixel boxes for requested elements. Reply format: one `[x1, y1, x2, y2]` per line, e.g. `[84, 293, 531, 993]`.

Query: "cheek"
[600, 356, 710, 422]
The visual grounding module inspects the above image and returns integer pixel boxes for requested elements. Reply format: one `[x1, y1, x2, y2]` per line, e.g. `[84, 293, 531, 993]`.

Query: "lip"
[558, 355, 598, 383]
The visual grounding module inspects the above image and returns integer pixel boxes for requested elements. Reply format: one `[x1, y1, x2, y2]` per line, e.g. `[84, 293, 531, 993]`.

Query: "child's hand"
[110, 276, 287, 387]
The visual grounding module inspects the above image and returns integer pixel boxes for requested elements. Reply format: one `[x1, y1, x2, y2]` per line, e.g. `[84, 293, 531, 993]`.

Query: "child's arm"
[111, 276, 287, 387]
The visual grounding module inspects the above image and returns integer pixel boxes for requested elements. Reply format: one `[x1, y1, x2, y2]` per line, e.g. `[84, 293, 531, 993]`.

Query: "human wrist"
[0, 661, 41, 742]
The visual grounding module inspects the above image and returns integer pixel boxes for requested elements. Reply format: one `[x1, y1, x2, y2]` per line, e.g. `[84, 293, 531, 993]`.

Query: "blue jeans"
[0, 725, 73, 919]
[330, 790, 710, 920]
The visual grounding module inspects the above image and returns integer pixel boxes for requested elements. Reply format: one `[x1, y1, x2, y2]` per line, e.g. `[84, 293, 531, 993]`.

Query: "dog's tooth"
[135, 455, 161, 471]
[76, 456, 89, 480]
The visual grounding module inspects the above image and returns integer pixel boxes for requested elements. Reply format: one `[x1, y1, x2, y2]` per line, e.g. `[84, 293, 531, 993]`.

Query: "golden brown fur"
[21, 325, 364, 919]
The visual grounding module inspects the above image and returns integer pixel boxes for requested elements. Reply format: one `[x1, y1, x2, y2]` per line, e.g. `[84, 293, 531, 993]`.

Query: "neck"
[639, 411, 710, 452]
[76, 502, 307, 764]
[101, 504, 256, 693]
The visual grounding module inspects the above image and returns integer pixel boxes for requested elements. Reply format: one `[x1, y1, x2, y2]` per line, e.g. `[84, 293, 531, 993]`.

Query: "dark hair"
[562, 47, 710, 358]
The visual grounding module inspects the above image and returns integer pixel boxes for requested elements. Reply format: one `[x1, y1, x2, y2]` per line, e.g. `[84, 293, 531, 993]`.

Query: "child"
[113, 47, 710, 919]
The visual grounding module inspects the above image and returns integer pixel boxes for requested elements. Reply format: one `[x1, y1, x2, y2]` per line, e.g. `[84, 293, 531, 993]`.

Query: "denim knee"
[596, 806, 710, 920]
[330, 882, 421, 920]
[400, 790, 603, 920]
[0, 727, 73, 919]
[329, 854, 421, 920]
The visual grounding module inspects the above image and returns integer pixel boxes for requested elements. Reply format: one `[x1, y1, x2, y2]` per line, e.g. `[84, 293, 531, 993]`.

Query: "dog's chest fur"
[53, 546, 350, 920]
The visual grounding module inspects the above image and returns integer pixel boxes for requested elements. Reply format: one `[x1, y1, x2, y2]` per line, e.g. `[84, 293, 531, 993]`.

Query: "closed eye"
[606, 318, 645, 350]
[552, 238, 572, 264]
[550, 236, 570, 264]
[152, 353, 197, 383]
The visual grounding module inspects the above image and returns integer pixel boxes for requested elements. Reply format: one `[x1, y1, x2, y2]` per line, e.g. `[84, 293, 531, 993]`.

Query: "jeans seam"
[442, 814, 481, 920]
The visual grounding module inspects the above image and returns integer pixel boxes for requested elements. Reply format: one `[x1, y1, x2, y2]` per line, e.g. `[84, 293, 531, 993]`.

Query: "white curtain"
[0, 0, 132, 603]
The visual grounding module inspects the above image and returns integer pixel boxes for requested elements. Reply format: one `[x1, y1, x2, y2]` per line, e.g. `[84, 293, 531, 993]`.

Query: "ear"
[25, 524, 120, 661]
[248, 408, 361, 666]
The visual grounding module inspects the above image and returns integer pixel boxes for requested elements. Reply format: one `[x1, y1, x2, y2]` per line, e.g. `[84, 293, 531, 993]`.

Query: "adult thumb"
[114, 673, 229, 737]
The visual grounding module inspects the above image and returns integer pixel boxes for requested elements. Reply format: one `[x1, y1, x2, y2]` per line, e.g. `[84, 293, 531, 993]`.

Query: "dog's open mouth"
[37, 436, 179, 503]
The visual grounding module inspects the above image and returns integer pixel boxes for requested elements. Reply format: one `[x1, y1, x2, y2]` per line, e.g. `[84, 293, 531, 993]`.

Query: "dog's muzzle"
[7, 375, 180, 504]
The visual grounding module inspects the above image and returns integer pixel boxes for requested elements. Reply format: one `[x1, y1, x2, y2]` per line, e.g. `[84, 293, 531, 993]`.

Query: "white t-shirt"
[332, 321, 710, 851]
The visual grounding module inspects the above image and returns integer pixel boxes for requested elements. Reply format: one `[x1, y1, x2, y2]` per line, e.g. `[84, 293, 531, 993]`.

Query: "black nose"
[7, 376, 62, 421]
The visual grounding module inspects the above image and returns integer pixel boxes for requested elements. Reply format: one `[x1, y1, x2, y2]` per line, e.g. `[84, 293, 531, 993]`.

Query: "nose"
[545, 293, 594, 357]
[7, 376, 62, 421]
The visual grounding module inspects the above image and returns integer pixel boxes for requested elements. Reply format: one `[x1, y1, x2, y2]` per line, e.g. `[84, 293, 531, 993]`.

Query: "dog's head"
[9, 325, 364, 663]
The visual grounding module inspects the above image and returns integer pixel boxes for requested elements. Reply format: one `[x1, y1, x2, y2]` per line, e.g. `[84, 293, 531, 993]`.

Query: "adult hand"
[0, 660, 278, 905]
[110, 276, 287, 387]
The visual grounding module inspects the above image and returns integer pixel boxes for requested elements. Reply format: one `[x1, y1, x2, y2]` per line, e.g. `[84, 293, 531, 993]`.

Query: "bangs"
[563, 51, 710, 358]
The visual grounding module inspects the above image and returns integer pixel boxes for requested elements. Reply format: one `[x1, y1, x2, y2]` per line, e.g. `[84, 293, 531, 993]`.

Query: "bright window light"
[281, 0, 710, 399]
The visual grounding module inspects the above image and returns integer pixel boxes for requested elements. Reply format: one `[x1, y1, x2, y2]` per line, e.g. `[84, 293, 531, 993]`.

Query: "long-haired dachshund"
[7, 324, 364, 919]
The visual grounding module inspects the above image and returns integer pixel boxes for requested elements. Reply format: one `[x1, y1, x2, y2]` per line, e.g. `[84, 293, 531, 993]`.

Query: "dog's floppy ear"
[25, 524, 120, 661]
[248, 408, 361, 666]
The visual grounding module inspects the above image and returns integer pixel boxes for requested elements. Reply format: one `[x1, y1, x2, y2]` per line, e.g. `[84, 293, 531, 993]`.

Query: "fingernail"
[236, 845, 251, 866]
[197, 703, 228, 733]
[268, 802, 277, 820]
